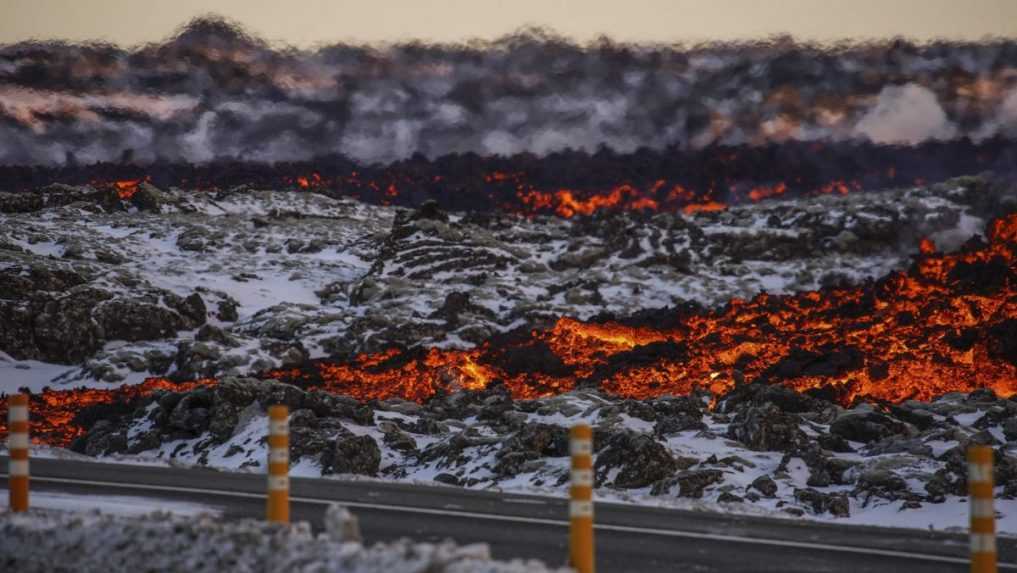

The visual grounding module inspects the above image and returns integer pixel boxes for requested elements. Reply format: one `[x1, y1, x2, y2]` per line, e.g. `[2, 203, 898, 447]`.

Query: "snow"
[0, 354, 82, 393]
[0, 507, 566, 573]
[0, 490, 220, 517]
[31, 389, 1017, 538]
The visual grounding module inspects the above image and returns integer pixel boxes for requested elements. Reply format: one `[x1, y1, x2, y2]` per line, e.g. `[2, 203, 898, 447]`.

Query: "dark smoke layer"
[1, 16, 1016, 166]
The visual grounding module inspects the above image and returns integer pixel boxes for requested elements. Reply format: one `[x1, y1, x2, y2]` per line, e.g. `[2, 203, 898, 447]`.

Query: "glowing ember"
[88, 178, 149, 199]
[3, 214, 1015, 447]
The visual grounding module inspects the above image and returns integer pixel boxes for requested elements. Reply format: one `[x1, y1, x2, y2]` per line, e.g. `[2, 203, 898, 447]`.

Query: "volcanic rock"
[595, 431, 678, 489]
[829, 411, 914, 444]
[650, 469, 724, 498]
[130, 183, 177, 212]
[726, 403, 807, 452]
[323, 435, 381, 476]
[750, 475, 779, 497]
[794, 488, 851, 517]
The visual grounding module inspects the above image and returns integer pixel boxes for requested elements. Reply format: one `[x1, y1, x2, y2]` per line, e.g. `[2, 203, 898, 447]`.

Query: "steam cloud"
[1, 17, 1016, 166]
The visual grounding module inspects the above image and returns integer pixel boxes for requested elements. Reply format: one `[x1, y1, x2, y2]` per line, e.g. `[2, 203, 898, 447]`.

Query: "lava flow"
[3, 214, 1016, 447]
[5, 138, 1016, 218]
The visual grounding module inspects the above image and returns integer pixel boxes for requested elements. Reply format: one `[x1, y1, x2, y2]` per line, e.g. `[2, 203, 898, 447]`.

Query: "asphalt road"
[2, 456, 1015, 572]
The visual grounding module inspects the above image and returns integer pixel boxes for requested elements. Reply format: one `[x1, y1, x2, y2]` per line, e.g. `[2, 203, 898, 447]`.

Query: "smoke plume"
[1, 17, 1016, 166]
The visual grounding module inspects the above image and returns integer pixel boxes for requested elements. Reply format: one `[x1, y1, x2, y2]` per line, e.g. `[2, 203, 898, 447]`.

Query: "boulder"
[750, 475, 778, 497]
[595, 432, 678, 489]
[829, 412, 913, 444]
[726, 403, 806, 452]
[324, 435, 381, 476]
[794, 488, 850, 517]
[650, 469, 724, 498]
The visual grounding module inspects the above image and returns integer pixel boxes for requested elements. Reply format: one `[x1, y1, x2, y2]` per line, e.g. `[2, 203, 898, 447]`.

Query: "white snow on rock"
[0, 506, 567, 573]
[0, 490, 219, 517]
[0, 177, 998, 388]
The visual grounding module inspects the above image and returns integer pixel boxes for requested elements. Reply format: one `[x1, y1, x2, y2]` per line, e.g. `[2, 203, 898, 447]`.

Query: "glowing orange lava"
[4, 214, 1015, 447]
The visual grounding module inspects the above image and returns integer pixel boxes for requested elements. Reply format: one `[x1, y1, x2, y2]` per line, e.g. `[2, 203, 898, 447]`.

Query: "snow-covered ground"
[0, 177, 999, 388]
[2, 176, 1015, 539]
[34, 383, 1017, 536]
[0, 490, 220, 517]
[0, 505, 565, 573]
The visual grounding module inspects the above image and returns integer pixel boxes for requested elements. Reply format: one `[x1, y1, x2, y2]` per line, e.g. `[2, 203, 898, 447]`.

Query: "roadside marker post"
[569, 423, 595, 573]
[7, 393, 30, 512]
[968, 445, 996, 573]
[267, 404, 290, 523]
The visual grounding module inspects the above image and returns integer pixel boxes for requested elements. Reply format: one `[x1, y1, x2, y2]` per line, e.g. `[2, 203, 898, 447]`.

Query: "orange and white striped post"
[7, 394, 30, 512]
[968, 445, 996, 573]
[569, 423, 595, 573]
[266, 404, 289, 523]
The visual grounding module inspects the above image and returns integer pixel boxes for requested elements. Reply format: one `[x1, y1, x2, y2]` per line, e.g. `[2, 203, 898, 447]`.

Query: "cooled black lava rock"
[750, 475, 779, 497]
[829, 411, 913, 444]
[70, 420, 129, 457]
[855, 469, 911, 502]
[761, 345, 865, 381]
[726, 403, 807, 452]
[595, 431, 678, 489]
[493, 423, 569, 477]
[504, 423, 570, 457]
[987, 319, 1017, 366]
[650, 469, 724, 498]
[719, 383, 829, 416]
[489, 340, 572, 378]
[323, 434, 381, 476]
[794, 488, 850, 517]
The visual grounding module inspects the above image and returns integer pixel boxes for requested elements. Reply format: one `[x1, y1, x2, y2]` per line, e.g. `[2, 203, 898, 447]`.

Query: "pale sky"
[1, 0, 1016, 47]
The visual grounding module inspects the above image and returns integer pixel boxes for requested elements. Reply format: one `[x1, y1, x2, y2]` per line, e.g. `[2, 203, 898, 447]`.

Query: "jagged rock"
[167, 392, 213, 437]
[1005, 418, 1017, 442]
[217, 298, 240, 322]
[717, 492, 744, 504]
[595, 432, 677, 489]
[493, 423, 569, 476]
[817, 433, 855, 453]
[130, 182, 177, 212]
[855, 469, 910, 502]
[379, 422, 418, 453]
[829, 411, 913, 444]
[726, 403, 806, 452]
[196, 324, 233, 345]
[324, 435, 381, 476]
[72, 420, 129, 457]
[290, 424, 337, 463]
[502, 423, 569, 457]
[654, 414, 707, 435]
[650, 469, 724, 498]
[750, 475, 778, 497]
[433, 473, 460, 486]
[794, 488, 850, 517]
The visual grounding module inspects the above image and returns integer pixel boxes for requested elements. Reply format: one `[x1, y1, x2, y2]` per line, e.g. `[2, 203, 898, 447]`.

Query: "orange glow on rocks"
[4, 214, 1015, 448]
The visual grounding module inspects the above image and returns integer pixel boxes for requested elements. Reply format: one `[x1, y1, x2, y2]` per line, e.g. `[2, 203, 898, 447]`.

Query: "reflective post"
[569, 423, 594, 573]
[968, 445, 996, 573]
[267, 404, 289, 523]
[8, 394, 30, 512]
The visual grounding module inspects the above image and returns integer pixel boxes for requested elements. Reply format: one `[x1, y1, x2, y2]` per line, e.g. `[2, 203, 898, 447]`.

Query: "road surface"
[2, 455, 1015, 572]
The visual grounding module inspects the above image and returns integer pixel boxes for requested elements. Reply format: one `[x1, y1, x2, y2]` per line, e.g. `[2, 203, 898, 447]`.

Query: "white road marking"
[501, 498, 548, 505]
[4, 473, 1016, 569]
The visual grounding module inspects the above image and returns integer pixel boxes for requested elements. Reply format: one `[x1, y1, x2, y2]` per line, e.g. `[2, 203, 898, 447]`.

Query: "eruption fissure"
[4, 137, 1015, 217]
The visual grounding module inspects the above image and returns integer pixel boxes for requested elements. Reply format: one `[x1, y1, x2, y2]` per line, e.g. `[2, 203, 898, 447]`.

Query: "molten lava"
[3, 215, 1016, 447]
[8, 138, 1014, 218]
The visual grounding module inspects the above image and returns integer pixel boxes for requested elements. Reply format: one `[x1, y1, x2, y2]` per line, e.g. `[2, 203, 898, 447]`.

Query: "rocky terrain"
[1, 175, 1010, 387]
[66, 375, 1017, 532]
[2, 175, 1016, 532]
